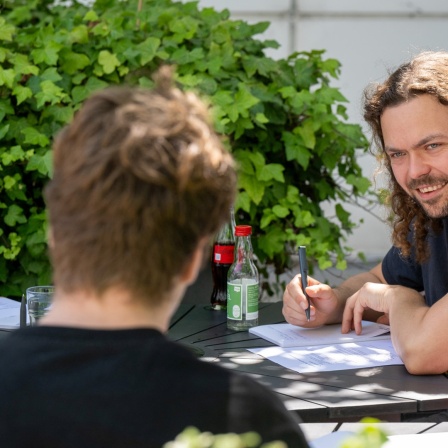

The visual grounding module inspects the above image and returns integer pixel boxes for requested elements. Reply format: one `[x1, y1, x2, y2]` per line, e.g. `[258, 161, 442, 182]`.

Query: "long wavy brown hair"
[363, 51, 448, 262]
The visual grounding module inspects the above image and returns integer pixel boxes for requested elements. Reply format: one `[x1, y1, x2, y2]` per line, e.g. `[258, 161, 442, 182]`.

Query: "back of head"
[363, 51, 448, 260]
[45, 66, 237, 303]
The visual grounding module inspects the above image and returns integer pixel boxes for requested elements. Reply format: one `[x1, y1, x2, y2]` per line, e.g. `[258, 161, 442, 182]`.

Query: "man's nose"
[408, 153, 431, 179]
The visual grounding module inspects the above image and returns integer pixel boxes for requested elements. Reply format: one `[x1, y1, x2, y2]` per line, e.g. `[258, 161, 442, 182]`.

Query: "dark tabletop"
[168, 301, 448, 423]
[1, 299, 446, 425]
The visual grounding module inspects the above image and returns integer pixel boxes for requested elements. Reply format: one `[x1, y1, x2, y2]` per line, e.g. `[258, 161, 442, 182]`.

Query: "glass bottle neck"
[229, 206, 236, 233]
[215, 207, 236, 244]
[235, 235, 252, 264]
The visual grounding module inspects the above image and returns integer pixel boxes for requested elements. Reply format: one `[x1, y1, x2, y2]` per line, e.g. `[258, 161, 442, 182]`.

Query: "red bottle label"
[213, 244, 234, 264]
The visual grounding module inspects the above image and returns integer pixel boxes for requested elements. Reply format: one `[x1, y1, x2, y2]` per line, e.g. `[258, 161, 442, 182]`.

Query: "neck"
[39, 287, 182, 332]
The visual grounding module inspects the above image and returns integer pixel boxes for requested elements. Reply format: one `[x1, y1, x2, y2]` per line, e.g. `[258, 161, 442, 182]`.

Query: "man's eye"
[428, 143, 439, 149]
[390, 152, 405, 158]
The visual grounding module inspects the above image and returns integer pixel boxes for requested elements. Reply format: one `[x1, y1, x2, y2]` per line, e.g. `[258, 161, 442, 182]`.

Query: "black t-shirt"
[0, 326, 309, 448]
[382, 218, 448, 306]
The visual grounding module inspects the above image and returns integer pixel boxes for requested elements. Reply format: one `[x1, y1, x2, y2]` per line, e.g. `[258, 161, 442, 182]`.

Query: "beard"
[415, 196, 448, 218]
[407, 175, 448, 219]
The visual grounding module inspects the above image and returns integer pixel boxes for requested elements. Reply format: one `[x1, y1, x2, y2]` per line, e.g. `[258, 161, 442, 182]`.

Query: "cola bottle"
[210, 208, 236, 310]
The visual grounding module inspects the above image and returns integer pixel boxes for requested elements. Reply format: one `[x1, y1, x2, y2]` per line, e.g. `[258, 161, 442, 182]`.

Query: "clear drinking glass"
[26, 285, 54, 326]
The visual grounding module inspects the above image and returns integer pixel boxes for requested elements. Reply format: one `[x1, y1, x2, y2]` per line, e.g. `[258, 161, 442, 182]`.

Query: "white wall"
[191, 0, 448, 260]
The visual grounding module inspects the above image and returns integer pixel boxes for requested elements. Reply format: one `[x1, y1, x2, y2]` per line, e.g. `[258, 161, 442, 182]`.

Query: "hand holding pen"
[298, 246, 311, 321]
[283, 252, 340, 327]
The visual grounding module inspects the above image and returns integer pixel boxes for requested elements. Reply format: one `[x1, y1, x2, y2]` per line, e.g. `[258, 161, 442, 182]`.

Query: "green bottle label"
[227, 282, 242, 320]
[227, 280, 259, 321]
[246, 281, 259, 320]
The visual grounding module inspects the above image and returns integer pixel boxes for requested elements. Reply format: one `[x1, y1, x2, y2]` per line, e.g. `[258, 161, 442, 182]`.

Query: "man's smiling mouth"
[417, 183, 446, 193]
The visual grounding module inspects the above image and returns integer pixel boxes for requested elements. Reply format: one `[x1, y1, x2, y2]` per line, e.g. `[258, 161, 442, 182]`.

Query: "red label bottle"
[210, 208, 236, 310]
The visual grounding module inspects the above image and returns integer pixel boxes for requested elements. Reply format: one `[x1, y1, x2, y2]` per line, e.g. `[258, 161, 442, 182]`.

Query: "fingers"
[306, 276, 322, 287]
[341, 298, 354, 334]
[352, 299, 365, 334]
[306, 283, 333, 299]
[342, 282, 391, 335]
[282, 301, 314, 327]
[283, 274, 311, 307]
[341, 291, 365, 335]
[283, 275, 336, 327]
[283, 274, 311, 326]
[283, 275, 312, 326]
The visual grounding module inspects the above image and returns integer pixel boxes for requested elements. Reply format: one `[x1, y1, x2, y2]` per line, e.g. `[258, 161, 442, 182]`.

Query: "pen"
[20, 294, 26, 328]
[298, 246, 311, 321]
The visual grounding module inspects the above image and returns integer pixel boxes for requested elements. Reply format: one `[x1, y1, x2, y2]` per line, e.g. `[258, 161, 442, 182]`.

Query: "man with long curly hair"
[283, 51, 448, 375]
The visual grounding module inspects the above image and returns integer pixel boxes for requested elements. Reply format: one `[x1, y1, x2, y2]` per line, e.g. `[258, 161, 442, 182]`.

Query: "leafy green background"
[0, 0, 369, 299]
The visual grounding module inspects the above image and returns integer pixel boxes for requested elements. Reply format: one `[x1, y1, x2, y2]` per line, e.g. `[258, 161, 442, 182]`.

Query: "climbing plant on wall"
[0, 0, 369, 298]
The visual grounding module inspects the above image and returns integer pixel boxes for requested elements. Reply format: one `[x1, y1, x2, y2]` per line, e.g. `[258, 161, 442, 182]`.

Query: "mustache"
[407, 176, 448, 190]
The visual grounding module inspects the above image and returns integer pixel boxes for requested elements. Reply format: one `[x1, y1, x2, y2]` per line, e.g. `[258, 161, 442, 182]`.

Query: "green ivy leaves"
[0, 18, 15, 42]
[0, 0, 370, 298]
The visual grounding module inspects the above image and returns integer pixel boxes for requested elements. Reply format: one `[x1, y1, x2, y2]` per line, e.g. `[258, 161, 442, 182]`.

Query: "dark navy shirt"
[382, 218, 448, 306]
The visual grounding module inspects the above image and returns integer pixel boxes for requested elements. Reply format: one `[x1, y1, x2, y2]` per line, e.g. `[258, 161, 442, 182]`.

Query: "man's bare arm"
[342, 282, 448, 375]
[388, 289, 448, 374]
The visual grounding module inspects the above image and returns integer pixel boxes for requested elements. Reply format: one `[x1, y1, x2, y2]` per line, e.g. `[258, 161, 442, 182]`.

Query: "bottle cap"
[235, 225, 252, 236]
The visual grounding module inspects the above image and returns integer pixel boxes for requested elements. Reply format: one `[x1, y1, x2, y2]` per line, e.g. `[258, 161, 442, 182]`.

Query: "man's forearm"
[387, 288, 444, 374]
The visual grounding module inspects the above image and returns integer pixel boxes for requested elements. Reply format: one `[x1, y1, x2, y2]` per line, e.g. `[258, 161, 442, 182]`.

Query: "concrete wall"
[191, 0, 448, 261]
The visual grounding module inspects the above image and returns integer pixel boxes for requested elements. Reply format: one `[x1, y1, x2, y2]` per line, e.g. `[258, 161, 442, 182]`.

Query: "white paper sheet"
[249, 321, 391, 347]
[310, 431, 448, 448]
[384, 432, 448, 447]
[0, 296, 24, 330]
[309, 431, 355, 448]
[248, 339, 403, 373]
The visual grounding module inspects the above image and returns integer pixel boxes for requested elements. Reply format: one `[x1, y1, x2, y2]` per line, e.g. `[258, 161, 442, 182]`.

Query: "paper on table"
[0, 296, 25, 330]
[384, 432, 448, 447]
[309, 431, 355, 448]
[310, 431, 448, 448]
[249, 321, 391, 347]
[249, 339, 403, 373]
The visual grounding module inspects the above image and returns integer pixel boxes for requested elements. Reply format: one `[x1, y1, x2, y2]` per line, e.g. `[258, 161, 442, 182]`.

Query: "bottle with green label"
[227, 225, 259, 331]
